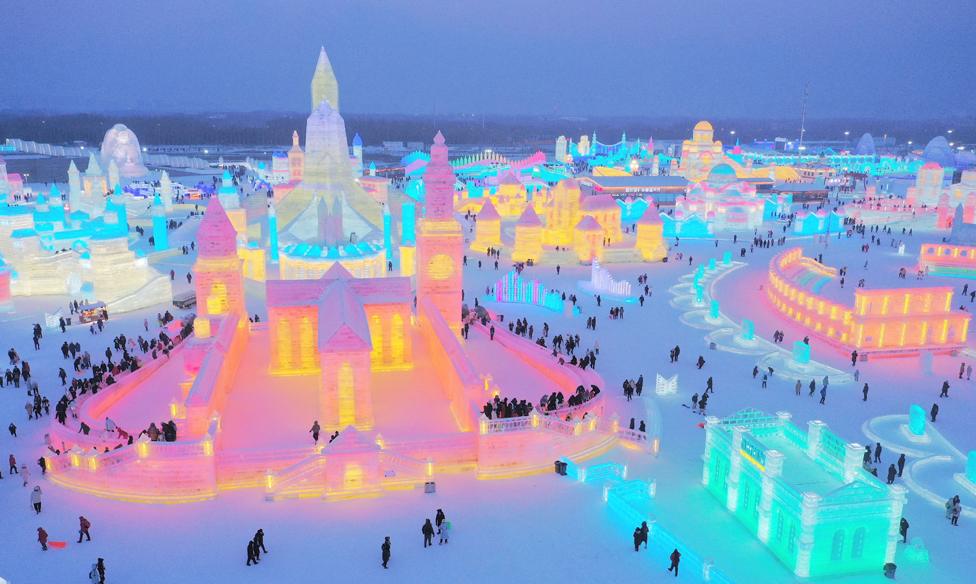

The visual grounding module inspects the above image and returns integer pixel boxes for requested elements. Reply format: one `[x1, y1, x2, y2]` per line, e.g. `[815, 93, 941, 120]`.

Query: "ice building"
[676, 163, 765, 230]
[678, 121, 724, 181]
[703, 409, 907, 578]
[767, 248, 970, 353]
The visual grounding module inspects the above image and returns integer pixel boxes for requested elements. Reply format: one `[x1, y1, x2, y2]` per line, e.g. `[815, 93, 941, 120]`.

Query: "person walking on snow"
[30, 485, 42, 513]
[381, 536, 391, 569]
[88, 563, 101, 584]
[246, 540, 258, 565]
[309, 420, 321, 444]
[37, 527, 48, 551]
[900, 517, 909, 543]
[633, 527, 642, 551]
[422, 519, 435, 548]
[439, 520, 451, 544]
[78, 515, 92, 542]
[668, 548, 681, 576]
[940, 380, 950, 398]
[254, 529, 267, 554]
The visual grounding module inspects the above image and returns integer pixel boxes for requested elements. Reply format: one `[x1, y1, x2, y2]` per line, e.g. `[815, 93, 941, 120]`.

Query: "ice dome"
[855, 133, 876, 156]
[707, 163, 738, 184]
[100, 123, 148, 178]
[923, 136, 955, 168]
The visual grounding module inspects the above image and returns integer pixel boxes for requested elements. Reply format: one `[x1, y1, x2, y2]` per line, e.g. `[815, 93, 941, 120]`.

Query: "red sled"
[48, 541, 68, 549]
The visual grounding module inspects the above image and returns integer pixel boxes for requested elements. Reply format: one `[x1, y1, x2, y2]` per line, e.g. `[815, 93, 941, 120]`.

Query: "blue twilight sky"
[2, 0, 974, 119]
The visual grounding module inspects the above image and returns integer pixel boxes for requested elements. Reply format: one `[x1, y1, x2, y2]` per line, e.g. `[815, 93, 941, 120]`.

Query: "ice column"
[152, 195, 168, 251]
[268, 203, 279, 262]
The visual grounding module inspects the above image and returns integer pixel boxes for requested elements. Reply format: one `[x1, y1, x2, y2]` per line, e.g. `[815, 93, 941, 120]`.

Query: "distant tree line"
[0, 111, 971, 148]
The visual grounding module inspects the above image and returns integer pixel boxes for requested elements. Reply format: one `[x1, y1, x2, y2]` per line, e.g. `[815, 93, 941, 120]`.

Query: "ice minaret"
[368, 161, 376, 177]
[287, 130, 304, 182]
[159, 170, 174, 210]
[352, 132, 363, 176]
[152, 194, 168, 251]
[311, 46, 339, 112]
[67, 160, 82, 210]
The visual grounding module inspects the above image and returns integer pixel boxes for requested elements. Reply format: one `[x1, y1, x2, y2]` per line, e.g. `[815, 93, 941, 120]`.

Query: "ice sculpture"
[792, 341, 811, 365]
[655, 373, 678, 396]
[578, 260, 633, 300]
[159, 170, 174, 210]
[908, 404, 926, 436]
[99, 123, 148, 178]
[490, 271, 564, 312]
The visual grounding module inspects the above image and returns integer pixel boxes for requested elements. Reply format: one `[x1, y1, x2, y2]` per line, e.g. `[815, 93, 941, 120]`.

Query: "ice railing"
[49, 333, 192, 452]
[46, 417, 221, 503]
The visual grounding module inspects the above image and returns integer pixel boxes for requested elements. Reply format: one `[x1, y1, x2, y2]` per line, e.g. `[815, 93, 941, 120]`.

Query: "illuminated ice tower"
[352, 132, 364, 176]
[67, 160, 82, 211]
[416, 131, 463, 335]
[311, 45, 339, 112]
[287, 131, 304, 182]
[159, 170, 174, 210]
[152, 194, 168, 251]
[194, 199, 245, 320]
[679, 121, 724, 181]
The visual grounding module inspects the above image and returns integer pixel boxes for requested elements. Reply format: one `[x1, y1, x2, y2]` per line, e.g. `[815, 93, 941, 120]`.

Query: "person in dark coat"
[37, 527, 48, 551]
[640, 521, 649, 549]
[78, 515, 92, 542]
[930, 403, 939, 422]
[668, 548, 681, 576]
[254, 529, 267, 554]
[897, 453, 906, 477]
[887, 464, 897, 484]
[633, 527, 642, 551]
[381, 536, 391, 569]
[435, 509, 445, 533]
[96, 558, 105, 584]
[422, 519, 435, 548]
[246, 540, 258, 565]
[899, 517, 909, 543]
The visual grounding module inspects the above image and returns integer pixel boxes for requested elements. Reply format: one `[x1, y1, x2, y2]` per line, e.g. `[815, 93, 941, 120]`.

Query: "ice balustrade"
[49, 334, 192, 452]
[47, 417, 221, 503]
[475, 321, 604, 408]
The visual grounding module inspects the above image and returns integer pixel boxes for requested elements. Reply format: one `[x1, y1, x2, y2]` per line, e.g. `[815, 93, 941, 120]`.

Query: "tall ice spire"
[311, 46, 339, 113]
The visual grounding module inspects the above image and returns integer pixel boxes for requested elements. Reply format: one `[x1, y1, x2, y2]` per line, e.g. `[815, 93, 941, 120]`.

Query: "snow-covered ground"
[0, 215, 972, 583]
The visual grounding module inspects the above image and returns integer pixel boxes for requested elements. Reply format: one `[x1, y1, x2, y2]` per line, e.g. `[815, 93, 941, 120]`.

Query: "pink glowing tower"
[417, 131, 463, 335]
[194, 198, 245, 319]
